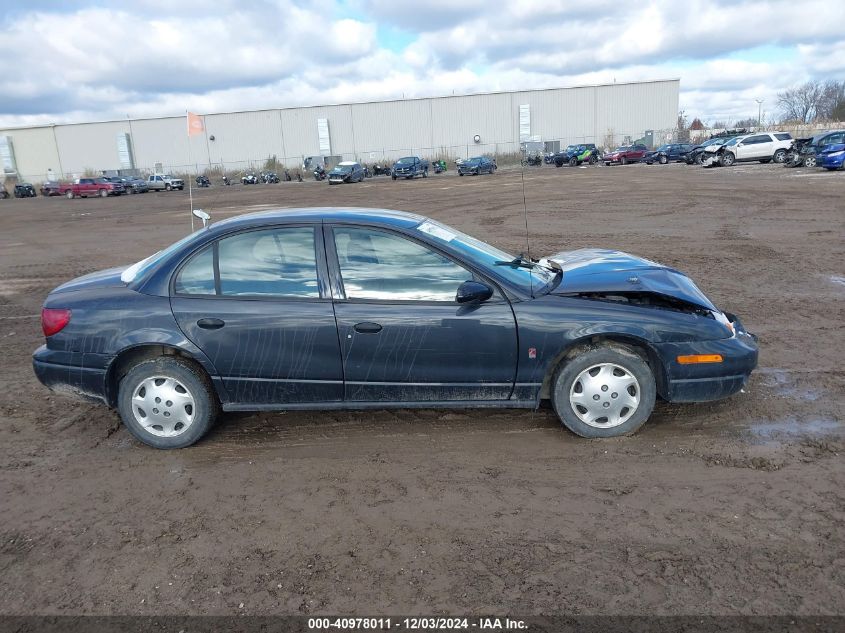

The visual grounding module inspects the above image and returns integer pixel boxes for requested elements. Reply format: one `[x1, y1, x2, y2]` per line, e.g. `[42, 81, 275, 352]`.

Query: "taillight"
[41, 308, 72, 337]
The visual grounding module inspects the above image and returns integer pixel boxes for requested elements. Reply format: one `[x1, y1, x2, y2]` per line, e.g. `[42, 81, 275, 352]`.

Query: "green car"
[554, 144, 601, 167]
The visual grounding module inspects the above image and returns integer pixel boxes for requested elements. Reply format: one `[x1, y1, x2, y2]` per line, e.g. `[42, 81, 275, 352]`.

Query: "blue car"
[33, 208, 758, 448]
[819, 143, 845, 170]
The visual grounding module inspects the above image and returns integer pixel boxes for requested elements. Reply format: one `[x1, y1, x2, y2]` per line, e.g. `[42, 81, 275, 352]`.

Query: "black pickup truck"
[391, 156, 430, 179]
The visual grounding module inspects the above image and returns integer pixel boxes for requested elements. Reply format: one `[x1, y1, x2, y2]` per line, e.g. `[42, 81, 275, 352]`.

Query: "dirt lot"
[0, 163, 843, 616]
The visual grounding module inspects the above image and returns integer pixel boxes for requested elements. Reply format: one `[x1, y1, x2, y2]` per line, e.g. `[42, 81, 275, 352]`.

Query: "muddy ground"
[0, 163, 843, 616]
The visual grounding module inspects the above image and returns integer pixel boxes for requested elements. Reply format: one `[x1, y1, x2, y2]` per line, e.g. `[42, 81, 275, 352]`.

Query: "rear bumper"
[32, 345, 110, 405]
[655, 327, 759, 403]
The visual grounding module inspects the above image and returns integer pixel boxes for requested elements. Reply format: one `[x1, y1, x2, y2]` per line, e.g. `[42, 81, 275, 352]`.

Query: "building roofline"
[0, 78, 681, 132]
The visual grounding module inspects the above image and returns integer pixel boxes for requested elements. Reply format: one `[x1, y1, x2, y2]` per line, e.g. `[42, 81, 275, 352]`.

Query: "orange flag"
[187, 112, 204, 136]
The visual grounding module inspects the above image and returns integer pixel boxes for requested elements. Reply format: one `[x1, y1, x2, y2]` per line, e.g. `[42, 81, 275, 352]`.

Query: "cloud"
[0, 0, 843, 127]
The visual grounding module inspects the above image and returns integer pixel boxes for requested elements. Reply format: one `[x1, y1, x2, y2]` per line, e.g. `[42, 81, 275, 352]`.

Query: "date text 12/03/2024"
[307, 617, 528, 630]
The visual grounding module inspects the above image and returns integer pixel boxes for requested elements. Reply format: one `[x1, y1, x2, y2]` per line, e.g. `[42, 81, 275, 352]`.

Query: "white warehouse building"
[0, 79, 679, 183]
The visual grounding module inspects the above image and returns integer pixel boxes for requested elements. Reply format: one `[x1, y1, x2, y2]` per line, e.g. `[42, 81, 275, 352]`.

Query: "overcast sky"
[1, 0, 843, 128]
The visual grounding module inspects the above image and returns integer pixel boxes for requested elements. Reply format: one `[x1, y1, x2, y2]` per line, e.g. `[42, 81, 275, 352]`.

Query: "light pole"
[755, 99, 764, 129]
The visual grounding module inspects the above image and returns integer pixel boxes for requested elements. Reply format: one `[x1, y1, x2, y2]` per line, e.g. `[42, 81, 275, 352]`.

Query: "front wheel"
[804, 155, 817, 168]
[422, 169, 428, 178]
[659, 155, 668, 165]
[720, 152, 736, 167]
[551, 346, 656, 438]
[99, 189, 108, 198]
[165, 183, 172, 191]
[65, 190, 74, 199]
[117, 357, 218, 449]
[620, 157, 628, 165]
[773, 149, 787, 163]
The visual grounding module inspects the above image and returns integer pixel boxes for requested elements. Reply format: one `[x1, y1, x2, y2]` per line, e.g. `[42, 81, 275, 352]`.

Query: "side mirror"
[456, 280, 493, 304]
[192, 208, 211, 228]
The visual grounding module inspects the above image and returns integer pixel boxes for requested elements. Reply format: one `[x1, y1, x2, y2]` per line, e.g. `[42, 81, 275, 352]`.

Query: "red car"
[59, 178, 125, 198]
[603, 144, 648, 166]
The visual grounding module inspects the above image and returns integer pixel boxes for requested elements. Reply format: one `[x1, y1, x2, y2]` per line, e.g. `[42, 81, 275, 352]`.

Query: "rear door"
[170, 224, 343, 405]
[737, 134, 771, 160]
[326, 224, 518, 402]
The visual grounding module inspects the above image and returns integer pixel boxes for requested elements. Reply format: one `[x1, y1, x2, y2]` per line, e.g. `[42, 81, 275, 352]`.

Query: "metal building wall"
[0, 79, 679, 182]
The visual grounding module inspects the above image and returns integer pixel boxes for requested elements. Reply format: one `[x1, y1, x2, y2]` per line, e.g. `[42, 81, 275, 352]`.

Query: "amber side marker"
[677, 354, 724, 364]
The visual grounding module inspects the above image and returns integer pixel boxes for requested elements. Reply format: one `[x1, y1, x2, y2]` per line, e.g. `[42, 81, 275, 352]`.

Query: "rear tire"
[117, 357, 218, 449]
[66, 190, 74, 199]
[620, 157, 628, 166]
[551, 345, 656, 438]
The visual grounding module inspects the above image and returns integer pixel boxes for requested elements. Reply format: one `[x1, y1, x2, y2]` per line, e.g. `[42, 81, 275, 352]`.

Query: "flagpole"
[187, 111, 194, 231]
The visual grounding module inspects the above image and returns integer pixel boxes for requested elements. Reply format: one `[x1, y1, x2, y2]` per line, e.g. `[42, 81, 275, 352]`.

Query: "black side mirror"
[456, 280, 493, 304]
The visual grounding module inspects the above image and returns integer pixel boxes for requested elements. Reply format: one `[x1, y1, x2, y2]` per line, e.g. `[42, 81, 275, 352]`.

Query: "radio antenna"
[519, 153, 534, 297]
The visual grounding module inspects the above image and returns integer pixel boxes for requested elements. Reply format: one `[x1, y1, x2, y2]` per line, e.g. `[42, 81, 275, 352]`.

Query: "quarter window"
[334, 228, 471, 301]
[218, 227, 320, 298]
[774, 133, 792, 141]
[174, 245, 215, 295]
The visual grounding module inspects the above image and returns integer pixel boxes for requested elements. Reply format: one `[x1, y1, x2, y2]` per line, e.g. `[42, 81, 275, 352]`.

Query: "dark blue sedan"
[33, 208, 758, 448]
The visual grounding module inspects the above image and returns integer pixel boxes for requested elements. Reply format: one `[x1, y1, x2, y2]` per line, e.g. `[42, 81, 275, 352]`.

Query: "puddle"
[830, 276, 845, 287]
[759, 369, 823, 402]
[744, 418, 843, 442]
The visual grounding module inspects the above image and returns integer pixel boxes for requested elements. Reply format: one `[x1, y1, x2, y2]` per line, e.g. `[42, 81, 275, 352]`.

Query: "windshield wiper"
[494, 253, 539, 269]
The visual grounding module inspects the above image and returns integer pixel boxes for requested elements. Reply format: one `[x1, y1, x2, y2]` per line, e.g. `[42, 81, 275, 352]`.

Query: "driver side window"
[333, 228, 471, 301]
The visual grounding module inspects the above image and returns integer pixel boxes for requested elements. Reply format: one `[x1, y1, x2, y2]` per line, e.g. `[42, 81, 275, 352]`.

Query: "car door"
[170, 224, 344, 406]
[326, 224, 518, 403]
[737, 135, 768, 160]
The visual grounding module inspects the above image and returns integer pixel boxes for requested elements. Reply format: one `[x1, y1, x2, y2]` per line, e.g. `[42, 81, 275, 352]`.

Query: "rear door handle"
[353, 321, 382, 334]
[197, 318, 225, 330]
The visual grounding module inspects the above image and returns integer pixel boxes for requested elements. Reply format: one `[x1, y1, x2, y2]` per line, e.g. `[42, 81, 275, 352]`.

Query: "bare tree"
[734, 117, 758, 129]
[711, 120, 727, 129]
[777, 81, 825, 123]
[817, 80, 845, 121]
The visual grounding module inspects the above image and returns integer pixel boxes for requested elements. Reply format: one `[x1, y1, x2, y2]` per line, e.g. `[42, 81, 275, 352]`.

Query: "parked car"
[784, 138, 815, 168]
[457, 156, 496, 176]
[328, 161, 365, 184]
[819, 143, 845, 170]
[59, 178, 125, 198]
[241, 173, 259, 185]
[14, 183, 38, 198]
[391, 156, 429, 179]
[801, 130, 845, 168]
[32, 207, 758, 449]
[554, 144, 601, 167]
[147, 174, 184, 191]
[117, 177, 149, 193]
[603, 144, 648, 165]
[645, 143, 694, 165]
[685, 138, 735, 165]
[702, 132, 793, 167]
[40, 182, 63, 196]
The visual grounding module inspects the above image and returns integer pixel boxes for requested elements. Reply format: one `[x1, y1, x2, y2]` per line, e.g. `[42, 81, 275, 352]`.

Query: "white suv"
[703, 132, 793, 167]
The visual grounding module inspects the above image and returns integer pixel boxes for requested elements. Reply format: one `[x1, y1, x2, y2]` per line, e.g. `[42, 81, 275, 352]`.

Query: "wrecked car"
[33, 208, 758, 449]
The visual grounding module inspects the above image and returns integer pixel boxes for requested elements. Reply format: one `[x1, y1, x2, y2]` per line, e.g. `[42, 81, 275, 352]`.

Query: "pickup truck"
[391, 156, 430, 179]
[147, 174, 185, 191]
[603, 144, 649, 166]
[59, 178, 126, 198]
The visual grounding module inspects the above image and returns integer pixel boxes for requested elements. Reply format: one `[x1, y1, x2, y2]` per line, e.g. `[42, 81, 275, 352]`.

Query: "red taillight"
[41, 308, 72, 337]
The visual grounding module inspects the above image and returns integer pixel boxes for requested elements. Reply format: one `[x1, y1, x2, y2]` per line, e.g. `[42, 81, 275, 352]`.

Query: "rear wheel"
[551, 346, 656, 438]
[66, 190, 74, 199]
[569, 157, 577, 167]
[117, 357, 218, 449]
[620, 157, 628, 166]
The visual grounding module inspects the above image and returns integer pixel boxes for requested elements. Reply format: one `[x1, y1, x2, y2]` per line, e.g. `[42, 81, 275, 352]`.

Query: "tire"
[773, 149, 787, 163]
[589, 155, 598, 165]
[804, 155, 817, 168]
[569, 157, 577, 167]
[392, 175, 397, 180]
[695, 153, 704, 165]
[165, 183, 172, 191]
[459, 172, 463, 176]
[117, 357, 219, 449]
[620, 157, 628, 165]
[422, 169, 428, 178]
[720, 152, 736, 167]
[659, 155, 668, 165]
[66, 190, 74, 199]
[99, 189, 108, 198]
[551, 345, 656, 438]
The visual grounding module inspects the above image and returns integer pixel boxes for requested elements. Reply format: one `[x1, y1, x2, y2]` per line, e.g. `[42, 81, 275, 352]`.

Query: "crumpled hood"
[546, 248, 717, 311]
[51, 266, 126, 294]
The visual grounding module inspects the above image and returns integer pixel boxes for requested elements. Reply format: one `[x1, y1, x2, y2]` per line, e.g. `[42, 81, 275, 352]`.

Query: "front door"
[170, 224, 343, 405]
[327, 225, 518, 402]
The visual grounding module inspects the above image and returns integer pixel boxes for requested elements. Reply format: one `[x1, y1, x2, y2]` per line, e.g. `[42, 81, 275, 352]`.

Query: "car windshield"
[334, 165, 353, 173]
[655, 144, 671, 151]
[396, 158, 414, 165]
[564, 145, 577, 152]
[465, 158, 481, 166]
[614, 146, 630, 152]
[415, 219, 558, 295]
[724, 138, 741, 146]
[120, 229, 205, 283]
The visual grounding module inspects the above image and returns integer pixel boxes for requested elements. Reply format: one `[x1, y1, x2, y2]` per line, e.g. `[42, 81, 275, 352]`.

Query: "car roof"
[208, 207, 425, 233]
[338, 161, 358, 166]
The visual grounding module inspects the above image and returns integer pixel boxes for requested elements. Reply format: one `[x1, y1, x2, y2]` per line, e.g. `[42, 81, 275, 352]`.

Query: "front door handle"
[197, 318, 225, 330]
[353, 321, 382, 334]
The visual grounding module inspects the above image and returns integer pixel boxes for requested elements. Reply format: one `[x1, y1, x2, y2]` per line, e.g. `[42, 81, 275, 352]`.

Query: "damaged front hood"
[545, 248, 717, 311]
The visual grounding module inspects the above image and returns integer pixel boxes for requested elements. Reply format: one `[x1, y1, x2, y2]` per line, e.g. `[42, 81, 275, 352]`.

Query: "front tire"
[117, 357, 218, 449]
[773, 149, 787, 163]
[804, 155, 817, 168]
[659, 155, 668, 165]
[66, 190, 74, 199]
[720, 152, 736, 167]
[165, 183, 172, 191]
[551, 345, 656, 438]
[620, 157, 628, 166]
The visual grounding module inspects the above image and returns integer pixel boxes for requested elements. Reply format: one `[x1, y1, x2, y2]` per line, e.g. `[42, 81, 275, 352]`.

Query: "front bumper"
[32, 345, 110, 405]
[702, 153, 720, 166]
[821, 153, 845, 169]
[654, 319, 758, 403]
